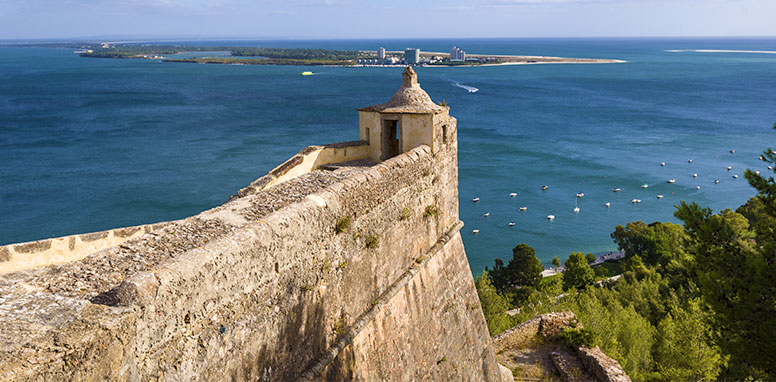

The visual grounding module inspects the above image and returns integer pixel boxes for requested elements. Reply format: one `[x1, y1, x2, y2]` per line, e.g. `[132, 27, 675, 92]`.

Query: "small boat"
[693, 173, 698, 178]
[573, 207, 580, 214]
[733, 174, 739, 179]
[541, 185, 549, 191]
[300, 71, 314, 76]
[769, 166, 774, 170]
[696, 186, 701, 190]
[730, 149, 735, 154]
[661, 162, 666, 167]
[631, 199, 642, 204]
[727, 166, 732, 171]
[688, 159, 693, 164]
[604, 202, 611, 207]
[508, 222, 516, 227]
[576, 192, 585, 198]
[518, 207, 528, 212]
[472, 198, 480, 202]
[714, 179, 720, 184]
[755, 170, 761, 175]
[509, 192, 517, 197]
[666, 179, 676, 184]
[641, 184, 649, 189]
[612, 188, 621, 192]
[546, 215, 555, 220]
[657, 195, 664, 199]
[472, 229, 480, 234]
[760, 156, 765, 161]
[482, 212, 490, 218]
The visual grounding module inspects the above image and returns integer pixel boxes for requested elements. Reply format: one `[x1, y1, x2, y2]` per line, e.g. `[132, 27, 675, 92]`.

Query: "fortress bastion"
[0, 67, 510, 381]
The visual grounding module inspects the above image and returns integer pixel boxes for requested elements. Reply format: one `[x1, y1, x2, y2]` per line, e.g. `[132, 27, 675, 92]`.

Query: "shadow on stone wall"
[232, 293, 331, 381]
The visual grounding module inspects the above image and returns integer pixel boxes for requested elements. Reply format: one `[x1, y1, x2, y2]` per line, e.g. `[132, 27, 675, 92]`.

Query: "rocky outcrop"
[576, 346, 632, 382]
[494, 312, 631, 382]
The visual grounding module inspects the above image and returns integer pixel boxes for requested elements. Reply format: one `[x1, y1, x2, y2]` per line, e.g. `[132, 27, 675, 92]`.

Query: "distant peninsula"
[80, 44, 624, 66]
[6, 42, 625, 66]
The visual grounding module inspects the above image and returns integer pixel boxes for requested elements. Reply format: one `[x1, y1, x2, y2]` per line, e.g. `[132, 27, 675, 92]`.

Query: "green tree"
[563, 252, 595, 290]
[655, 298, 724, 382]
[570, 288, 656, 380]
[585, 252, 596, 263]
[488, 243, 543, 290]
[673, 145, 776, 377]
[611, 221, 687, 267]
[552, 256, 561, 268]
[474, 271, 516, 336]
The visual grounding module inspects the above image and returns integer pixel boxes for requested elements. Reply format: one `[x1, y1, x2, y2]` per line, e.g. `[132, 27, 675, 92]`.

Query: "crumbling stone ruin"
[493, 312, 631, 382]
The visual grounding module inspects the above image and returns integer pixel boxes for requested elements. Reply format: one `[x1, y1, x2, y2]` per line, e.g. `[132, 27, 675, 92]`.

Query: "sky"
[0, 0, 774, 40]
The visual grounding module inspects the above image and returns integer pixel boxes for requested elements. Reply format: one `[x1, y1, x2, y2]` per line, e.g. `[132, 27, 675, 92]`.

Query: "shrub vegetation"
[475, 129, 776, 381]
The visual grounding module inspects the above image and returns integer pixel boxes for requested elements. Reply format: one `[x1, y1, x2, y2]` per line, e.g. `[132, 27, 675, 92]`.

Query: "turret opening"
[381, 119, 401, 160]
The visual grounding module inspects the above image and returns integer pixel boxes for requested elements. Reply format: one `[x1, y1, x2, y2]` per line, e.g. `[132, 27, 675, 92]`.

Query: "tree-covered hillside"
[476, 126, 776, 381]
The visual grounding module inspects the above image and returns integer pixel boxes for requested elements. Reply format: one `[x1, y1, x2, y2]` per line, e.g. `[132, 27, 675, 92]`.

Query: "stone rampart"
[233, 140, 370, 199]
[0, 68, 506, 381]
[0, 142, 503, 381]
[0, 141, 370, 276]
[0, 222, 166, 274]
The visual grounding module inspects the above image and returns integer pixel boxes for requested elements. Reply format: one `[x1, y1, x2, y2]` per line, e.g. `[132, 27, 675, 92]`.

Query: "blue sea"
[1, 38, 775, 273]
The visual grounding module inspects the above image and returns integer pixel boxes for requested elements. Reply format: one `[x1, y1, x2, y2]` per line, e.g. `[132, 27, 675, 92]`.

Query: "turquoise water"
[1, 38, 775, 273]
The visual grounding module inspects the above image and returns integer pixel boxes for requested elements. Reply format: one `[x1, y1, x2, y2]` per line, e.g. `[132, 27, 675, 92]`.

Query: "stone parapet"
[0, 141, 502, 381]
[0, 141, 370, 276]
[232, 140, 370, 200]
[0, 222, 167, 275]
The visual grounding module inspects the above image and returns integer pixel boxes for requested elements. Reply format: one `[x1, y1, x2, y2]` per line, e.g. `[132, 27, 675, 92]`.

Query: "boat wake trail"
[452, 81, 479, 93]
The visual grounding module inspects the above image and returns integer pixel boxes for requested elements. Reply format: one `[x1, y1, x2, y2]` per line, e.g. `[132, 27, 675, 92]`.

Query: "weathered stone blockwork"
[0, 146, 498, 382]
[0, 68, 504, 381]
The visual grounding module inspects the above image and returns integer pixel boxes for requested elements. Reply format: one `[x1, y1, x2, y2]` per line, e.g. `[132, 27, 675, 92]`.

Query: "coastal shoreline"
[163, 58, 626, 68]
[384, 50, 625, 66]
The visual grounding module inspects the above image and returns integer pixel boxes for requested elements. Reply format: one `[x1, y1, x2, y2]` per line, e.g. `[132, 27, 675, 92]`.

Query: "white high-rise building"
[378, 47, 385, 59]
[450, 46, 466, 62]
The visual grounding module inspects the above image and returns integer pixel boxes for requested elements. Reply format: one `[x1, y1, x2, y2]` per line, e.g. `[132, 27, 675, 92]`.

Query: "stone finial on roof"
[402, 66, 419, 88]
[359, 67, 446, 114]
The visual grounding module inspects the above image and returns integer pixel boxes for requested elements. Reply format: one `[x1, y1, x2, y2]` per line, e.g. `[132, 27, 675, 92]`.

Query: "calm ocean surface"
[1, 38, 775, 273]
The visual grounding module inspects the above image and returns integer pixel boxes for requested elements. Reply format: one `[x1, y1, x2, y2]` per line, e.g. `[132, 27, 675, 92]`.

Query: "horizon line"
[2, 35, 776, 43]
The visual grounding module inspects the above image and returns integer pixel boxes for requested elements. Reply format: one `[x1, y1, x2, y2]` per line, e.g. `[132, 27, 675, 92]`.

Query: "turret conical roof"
[359, 67, 447, 114]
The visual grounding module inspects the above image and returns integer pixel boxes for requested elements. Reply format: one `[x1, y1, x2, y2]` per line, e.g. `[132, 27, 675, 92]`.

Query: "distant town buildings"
[358, 56, 400, 65]
[404, 48, 420, 65]
[358, 46, 453, 66]
[450, 46, 466, 62]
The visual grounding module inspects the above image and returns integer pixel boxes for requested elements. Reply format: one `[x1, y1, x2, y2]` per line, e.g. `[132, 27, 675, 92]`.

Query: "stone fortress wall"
[0, 141, 370, 275]
[0, 68, 509, 381]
